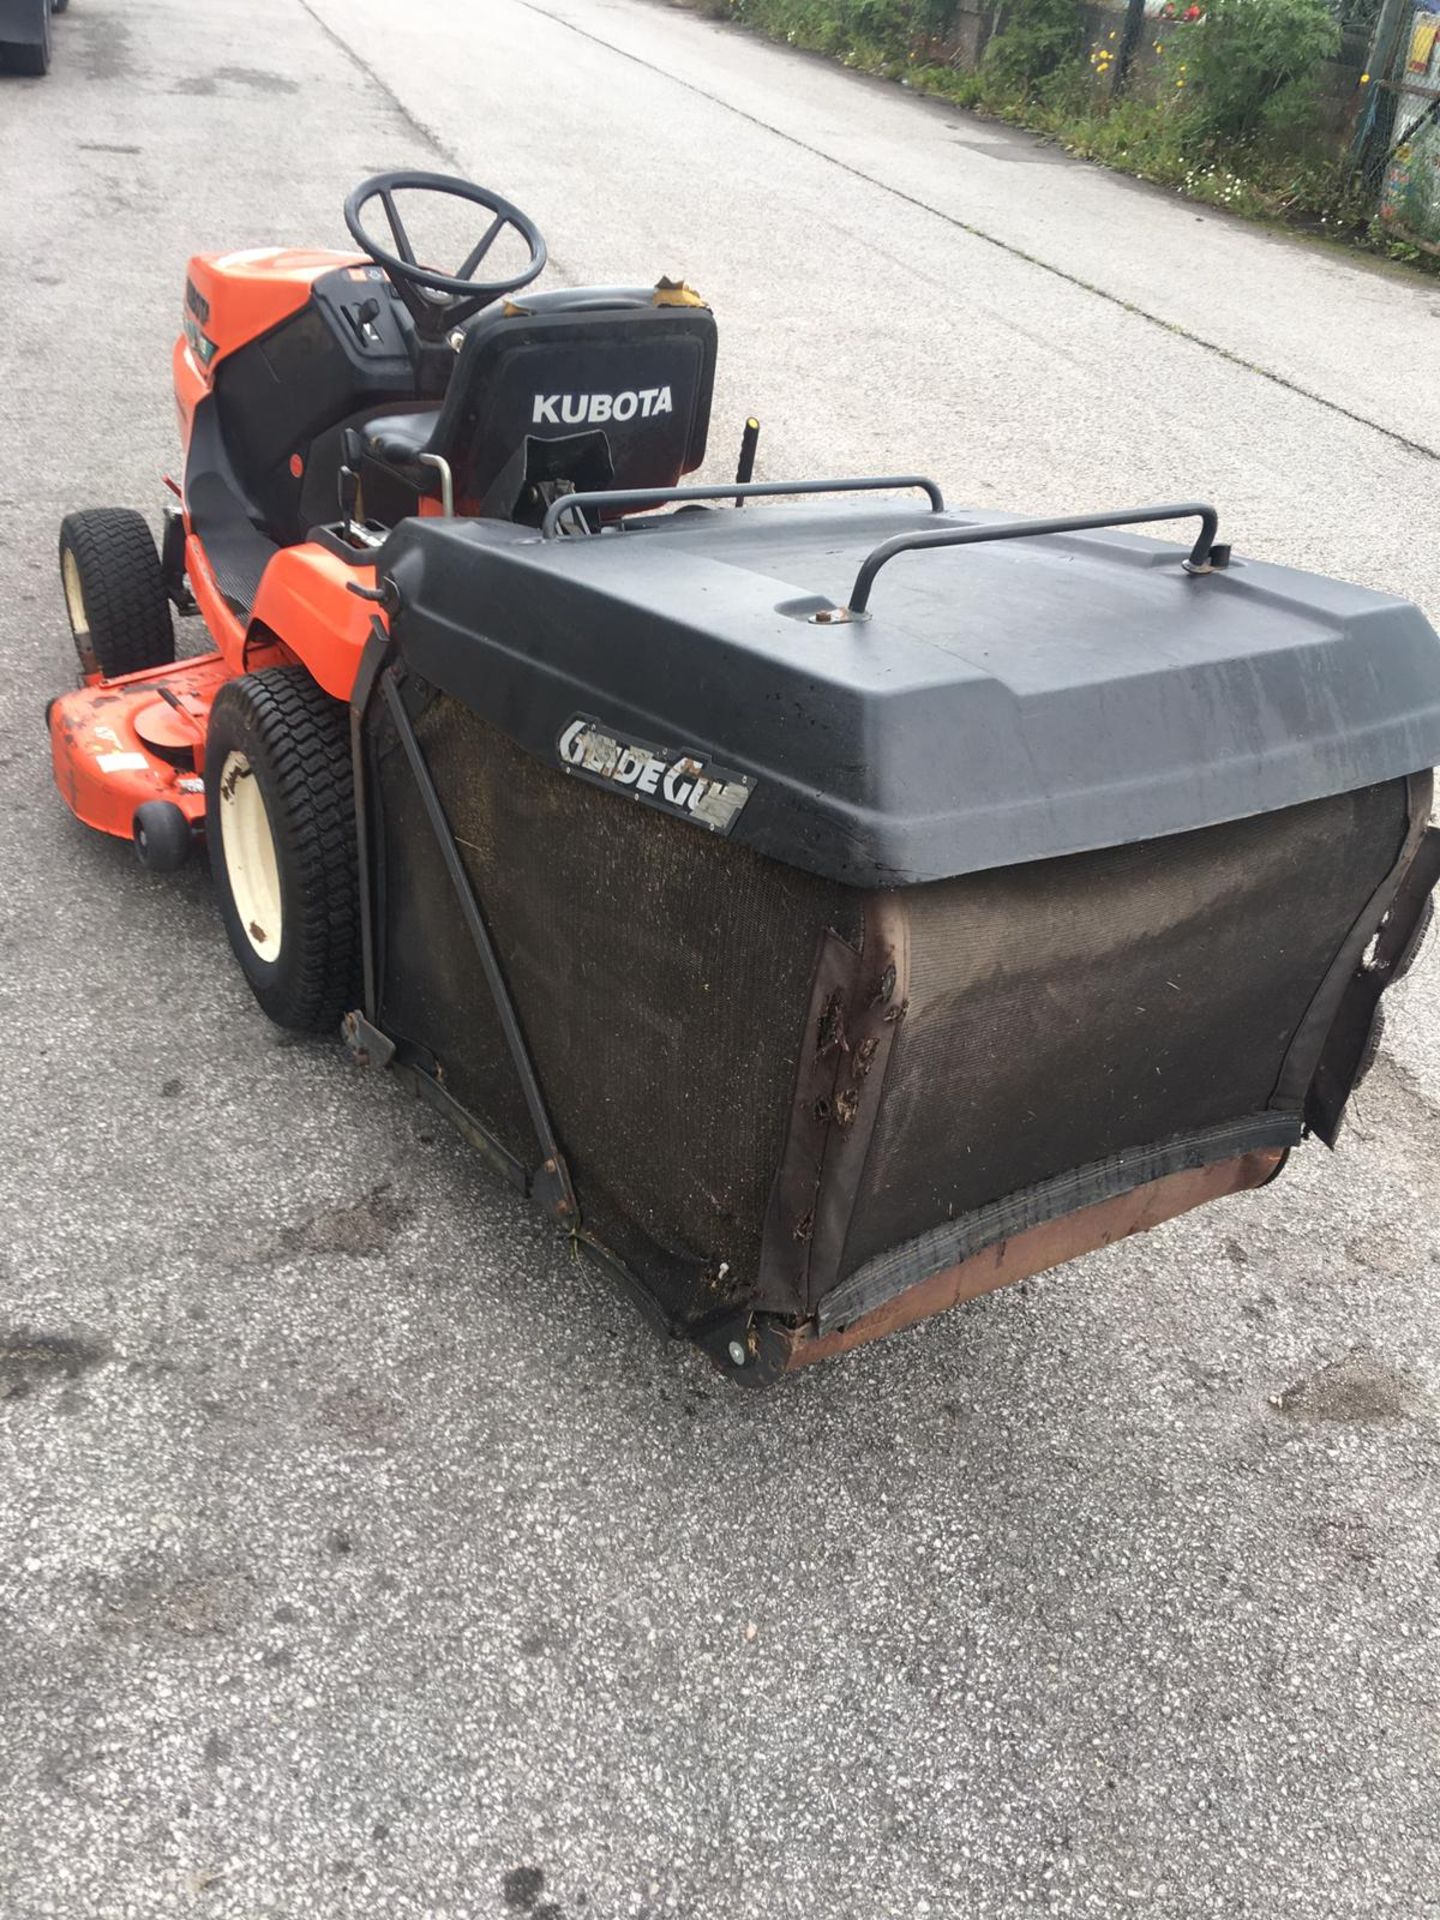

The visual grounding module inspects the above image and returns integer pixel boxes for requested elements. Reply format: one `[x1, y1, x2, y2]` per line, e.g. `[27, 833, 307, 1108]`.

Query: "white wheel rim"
[218, 750, 283, 963]
[62, 548, 89, 641]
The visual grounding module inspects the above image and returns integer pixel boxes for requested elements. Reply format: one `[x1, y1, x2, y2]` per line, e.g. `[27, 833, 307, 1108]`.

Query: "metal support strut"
[373, 664, 580, 1223]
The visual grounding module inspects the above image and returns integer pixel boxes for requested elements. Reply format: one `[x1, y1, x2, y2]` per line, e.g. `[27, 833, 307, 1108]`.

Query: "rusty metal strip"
[783, 1149, 1286, 1370]
[816, 1111, 1301, 1334]
[755, 928, 864, 1316]
[803, 891, 911, 1313]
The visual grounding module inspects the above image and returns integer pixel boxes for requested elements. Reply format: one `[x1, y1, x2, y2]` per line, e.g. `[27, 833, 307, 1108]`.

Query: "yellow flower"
[1360, 70, 1370, 83]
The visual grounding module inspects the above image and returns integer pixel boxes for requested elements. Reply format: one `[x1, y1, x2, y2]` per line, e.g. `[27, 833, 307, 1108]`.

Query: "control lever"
[347, 296, 384, 348]
[337, 464, 360, 543]
[735, 416, 760, 506]
[338, 427, 363, 541]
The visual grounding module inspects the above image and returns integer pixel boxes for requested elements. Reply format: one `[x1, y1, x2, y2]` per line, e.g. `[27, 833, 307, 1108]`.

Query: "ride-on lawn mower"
[48, 171, 1440, 1384]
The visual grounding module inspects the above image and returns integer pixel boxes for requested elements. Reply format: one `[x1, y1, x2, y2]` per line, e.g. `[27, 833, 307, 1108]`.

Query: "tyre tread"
[206, 666, 359, 1033]
[59, 508, 174, 678]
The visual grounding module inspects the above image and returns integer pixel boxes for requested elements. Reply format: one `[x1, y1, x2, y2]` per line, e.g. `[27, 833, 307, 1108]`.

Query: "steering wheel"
[343, 170, 547, 339]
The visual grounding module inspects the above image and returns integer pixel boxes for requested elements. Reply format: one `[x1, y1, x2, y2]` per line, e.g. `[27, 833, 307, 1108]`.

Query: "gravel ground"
[2, 1, 1440, 1915]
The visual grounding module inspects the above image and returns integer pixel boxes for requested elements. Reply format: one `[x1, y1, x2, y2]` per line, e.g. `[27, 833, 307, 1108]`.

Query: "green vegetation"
[717, 0, 1397, 248]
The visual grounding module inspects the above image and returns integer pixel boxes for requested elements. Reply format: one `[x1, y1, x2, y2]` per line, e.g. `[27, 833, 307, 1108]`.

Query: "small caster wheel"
[132, 801, 192, 872]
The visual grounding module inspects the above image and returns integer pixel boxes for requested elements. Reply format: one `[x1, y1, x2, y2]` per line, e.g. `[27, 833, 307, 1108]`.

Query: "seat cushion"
[364, 412, 438, 467]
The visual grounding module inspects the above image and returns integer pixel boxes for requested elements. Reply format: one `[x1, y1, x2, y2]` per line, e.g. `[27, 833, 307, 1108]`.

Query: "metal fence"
[1354, 0, 1440, 248]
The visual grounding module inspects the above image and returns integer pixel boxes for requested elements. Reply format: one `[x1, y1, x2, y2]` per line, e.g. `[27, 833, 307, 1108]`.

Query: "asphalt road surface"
[4, 2, 1440, 1914]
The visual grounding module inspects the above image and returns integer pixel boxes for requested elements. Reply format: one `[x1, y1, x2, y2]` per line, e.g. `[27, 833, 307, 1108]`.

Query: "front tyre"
[59, 508, 174, 679]
[205, 667, 360, 1033]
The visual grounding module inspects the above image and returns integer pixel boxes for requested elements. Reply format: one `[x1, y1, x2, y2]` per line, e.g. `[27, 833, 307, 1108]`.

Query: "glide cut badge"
[556, 716, 754, 835]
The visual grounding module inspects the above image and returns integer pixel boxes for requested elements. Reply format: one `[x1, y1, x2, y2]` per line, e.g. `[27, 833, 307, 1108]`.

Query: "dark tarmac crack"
[0, 1327, 111, 1402]
[292, 0, 465, 167]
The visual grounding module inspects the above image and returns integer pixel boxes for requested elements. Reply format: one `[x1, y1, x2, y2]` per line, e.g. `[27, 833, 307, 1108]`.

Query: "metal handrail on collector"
[844, 502, 1227, 616]
[540, 486, 1229, 619]
[541, 474, 946, 537]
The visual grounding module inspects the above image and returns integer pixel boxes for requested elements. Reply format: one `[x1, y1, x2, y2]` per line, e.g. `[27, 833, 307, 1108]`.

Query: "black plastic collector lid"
[377, 492, 1440, 887]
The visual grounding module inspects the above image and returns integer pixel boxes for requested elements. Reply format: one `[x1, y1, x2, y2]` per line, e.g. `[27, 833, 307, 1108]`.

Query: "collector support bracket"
[346, 615, 582, 1226]
[375, 669, 581, 1225]
[341, 1010, 397, 1070]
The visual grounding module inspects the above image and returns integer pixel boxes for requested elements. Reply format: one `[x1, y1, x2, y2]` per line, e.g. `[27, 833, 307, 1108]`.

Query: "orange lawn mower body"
[48, 246, 383, 853]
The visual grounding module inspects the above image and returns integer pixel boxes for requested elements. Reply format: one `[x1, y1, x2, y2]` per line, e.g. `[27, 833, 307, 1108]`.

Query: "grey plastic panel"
[378, 501, 1440, 885]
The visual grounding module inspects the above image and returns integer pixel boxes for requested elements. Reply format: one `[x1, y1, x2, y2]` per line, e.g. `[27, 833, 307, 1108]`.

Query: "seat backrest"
[422, 289, 718, 518]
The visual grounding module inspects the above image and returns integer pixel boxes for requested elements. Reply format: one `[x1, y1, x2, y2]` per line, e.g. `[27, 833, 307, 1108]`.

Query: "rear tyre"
[59, 509, 174, 679]
[133, 801, 192, 873]
[205, 666, 360, 1033]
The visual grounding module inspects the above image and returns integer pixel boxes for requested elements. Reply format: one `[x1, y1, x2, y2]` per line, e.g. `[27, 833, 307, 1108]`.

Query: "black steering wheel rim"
[343, 170, 547, 319]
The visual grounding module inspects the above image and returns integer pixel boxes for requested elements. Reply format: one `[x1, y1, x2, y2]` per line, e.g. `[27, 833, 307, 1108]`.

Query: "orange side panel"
[176, 247, 364, 401]
[172, 335, 207, 452]
[175, 247, 362, 457]
[247, 543, 381, 702]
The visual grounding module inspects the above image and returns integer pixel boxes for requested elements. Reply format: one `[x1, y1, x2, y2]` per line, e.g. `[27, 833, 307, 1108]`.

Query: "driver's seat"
[359, 285, 718, 526]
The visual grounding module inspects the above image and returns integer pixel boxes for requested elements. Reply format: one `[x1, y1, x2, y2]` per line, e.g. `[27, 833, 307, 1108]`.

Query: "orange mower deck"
[48, 654, 228, 841]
